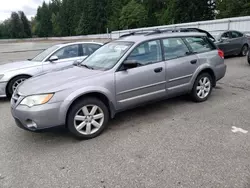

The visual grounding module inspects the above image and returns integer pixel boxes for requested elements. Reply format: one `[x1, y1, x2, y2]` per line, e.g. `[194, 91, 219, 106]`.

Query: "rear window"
[231, 31, 243, 38]
[185, 37, 216, 53]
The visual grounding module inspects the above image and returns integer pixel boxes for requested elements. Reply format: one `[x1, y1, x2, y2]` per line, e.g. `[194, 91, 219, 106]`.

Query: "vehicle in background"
[211, 30, 249, 56]
[248, 49, 250, 65]
[0, 42, 103, 97]
[11, 28, 226, 139]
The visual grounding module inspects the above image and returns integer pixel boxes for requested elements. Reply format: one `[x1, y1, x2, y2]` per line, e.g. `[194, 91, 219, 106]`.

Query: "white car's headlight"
[20, 94, 54, 107]
[0, 74, 4, 80]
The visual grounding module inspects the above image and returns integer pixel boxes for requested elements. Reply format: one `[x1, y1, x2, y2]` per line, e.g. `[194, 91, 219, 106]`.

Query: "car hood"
[0, 60, 39, 73]
[17, 66, 104, 95]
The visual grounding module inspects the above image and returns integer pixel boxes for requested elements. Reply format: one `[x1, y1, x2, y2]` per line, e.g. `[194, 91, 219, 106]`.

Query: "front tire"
[191, 73, 213, 102]
[67, 97, 109, 139]
[240, 44, 248, 56]
[248, 54, 250, 65]
[7, 75, 30, 98]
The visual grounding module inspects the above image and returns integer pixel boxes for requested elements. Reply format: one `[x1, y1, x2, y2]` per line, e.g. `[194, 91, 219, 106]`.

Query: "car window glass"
[31, 45, 59, 62]
[126, 40, 162, 65]
[82, 45, 89, 56]
[162, 38, 189, 60]
[221, 32, 230, 39]
[88, 44, 101, 54]
[53, 44, 79, 60]
[231, 31, 243, 38]
[185, 37, 214, 53]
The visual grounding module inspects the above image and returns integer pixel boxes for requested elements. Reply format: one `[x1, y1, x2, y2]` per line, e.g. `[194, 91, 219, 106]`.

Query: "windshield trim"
[80, 41, 134, 71]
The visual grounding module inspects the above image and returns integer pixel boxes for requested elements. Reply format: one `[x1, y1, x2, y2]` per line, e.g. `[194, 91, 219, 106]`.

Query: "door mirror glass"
[49, 55, 59, 62]
[123, 60, 139, 69]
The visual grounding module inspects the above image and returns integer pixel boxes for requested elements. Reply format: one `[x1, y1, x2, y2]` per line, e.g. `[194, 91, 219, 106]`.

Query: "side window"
[231, 31, 243, 38]
[82, 44, 101, 56]
[221, 32, 231, 39]
[126, 40, 162, 65]
[185, 37, 214, 53]
[162, 38, 190, 60]
[52, 45, 79, 60]
[88, 44, 102, 54]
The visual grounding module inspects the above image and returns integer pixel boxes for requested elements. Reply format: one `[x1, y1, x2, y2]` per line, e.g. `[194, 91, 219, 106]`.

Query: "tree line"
[0, 0, 250, 39]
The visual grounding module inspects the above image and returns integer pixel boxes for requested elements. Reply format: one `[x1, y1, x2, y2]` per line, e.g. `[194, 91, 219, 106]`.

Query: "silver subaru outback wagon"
[11, 29, 227, 139]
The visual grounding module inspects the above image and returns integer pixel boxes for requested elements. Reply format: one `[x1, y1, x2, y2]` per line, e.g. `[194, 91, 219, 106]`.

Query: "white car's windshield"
[81, 42, 133, 70]
[31, 45, 59, 62]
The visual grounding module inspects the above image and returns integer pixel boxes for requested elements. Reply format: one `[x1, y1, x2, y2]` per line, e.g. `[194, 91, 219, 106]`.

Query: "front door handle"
[190, 59, 197, 64]
[154, 67, 163, 73]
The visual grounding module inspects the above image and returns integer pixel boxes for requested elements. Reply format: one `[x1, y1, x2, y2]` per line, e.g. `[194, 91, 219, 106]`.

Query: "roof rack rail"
[119, 27, 216, 41]
[145, 28, 178, 36]
[119, 31, 148, 38]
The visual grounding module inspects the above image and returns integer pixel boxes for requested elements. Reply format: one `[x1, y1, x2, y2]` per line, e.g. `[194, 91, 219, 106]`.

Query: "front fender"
[58, 86, 115, 124]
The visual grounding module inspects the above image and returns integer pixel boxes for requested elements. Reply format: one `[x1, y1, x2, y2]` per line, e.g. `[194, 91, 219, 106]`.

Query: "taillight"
[218, 49, 224, 59]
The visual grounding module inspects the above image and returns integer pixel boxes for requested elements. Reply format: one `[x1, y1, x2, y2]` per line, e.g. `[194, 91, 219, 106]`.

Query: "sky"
[0, 0, 50, 21]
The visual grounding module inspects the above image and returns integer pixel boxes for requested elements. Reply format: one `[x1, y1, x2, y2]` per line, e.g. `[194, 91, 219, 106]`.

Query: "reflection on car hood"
[18, 66, 103, 95]
[0, 61, 39, 73]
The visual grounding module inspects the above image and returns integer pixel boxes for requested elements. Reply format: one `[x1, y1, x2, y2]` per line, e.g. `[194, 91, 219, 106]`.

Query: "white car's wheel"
[7, 75, 30, 97]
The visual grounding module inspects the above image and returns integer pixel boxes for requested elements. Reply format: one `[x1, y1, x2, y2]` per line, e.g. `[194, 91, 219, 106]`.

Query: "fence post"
[228, 20, 231, 30]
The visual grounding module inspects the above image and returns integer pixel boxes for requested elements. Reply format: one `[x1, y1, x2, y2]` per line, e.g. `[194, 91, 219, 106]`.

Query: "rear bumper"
[0, 82, 7, 98]
[215, 64, 227, 81]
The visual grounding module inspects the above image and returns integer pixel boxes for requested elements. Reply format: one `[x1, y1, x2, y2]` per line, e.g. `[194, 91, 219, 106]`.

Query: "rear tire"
[67, 97, 109, 139]
[240, 44, 248, 56]
[191, 73, 213, 102]
[7, 75, 30, 98]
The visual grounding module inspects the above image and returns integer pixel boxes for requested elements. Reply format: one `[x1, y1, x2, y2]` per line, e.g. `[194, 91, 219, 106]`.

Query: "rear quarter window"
[185, 36, 216, 53]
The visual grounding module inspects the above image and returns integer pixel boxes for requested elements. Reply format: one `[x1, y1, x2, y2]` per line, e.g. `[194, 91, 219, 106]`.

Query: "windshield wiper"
[80, 64, 94, 70]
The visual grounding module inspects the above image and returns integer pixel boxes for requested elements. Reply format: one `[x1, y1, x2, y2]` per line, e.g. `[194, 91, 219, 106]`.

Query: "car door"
[217, 31, 232, 55]
[230, 31, 244, 54]
[163, 37, 199, 96]
[42, 44, 81, 73]
[115, 40, 166, 110]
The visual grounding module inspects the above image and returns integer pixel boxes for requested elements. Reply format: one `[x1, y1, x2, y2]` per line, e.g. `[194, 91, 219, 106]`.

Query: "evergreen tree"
[9, 12, 24, 38]
[119, 0, 147, 29]
[19, 11, 32, 38]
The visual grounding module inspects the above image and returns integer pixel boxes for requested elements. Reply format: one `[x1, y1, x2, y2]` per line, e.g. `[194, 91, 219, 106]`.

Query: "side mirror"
[49, 56, 59, 62]
[73, 59, 82, 66]
[123, 60, 139, 70]
[220, 37, 228, 42]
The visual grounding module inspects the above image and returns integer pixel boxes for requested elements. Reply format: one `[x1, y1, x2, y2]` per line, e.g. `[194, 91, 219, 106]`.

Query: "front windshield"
[81, 41, 133, 70]
[31, 45, 59, 62]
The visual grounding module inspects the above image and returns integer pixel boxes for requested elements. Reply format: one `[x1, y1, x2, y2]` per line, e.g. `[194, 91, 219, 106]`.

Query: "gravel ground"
[0, 42, 250, 188]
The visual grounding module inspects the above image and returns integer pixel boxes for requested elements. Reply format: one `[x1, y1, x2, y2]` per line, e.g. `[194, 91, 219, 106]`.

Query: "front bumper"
[11, 100, 64, 131]
[0, 82, 7, 97]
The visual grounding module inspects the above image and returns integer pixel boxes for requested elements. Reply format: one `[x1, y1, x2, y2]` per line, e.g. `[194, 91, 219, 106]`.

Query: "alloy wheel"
[74, 105, 104, 135]
[196, 77, 211, 99]
[12, 78, 26, 93]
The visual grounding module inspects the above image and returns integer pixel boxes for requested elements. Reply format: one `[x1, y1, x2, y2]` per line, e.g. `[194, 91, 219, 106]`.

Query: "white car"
[0, 42, 103, 97]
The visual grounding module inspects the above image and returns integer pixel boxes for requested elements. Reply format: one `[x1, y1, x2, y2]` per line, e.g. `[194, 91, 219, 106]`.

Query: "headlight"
[20, 94, 54, 107]
[0, 74, 4, 80]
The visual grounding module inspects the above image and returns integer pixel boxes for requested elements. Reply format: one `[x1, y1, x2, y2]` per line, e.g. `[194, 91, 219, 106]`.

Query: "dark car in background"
[210, 30, 250, 56]
[248, 49, 250, 65]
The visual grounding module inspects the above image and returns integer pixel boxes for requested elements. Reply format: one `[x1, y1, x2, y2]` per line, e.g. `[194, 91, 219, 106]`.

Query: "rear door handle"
[154, 67, 163, 73]
[190, 59, 197, 64]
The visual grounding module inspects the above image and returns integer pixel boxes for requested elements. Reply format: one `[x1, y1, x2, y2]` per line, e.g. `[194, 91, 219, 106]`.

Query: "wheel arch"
[6, 74, 32, 96]
[65, 92, 116, 128]
[193, 68, 216, 87]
